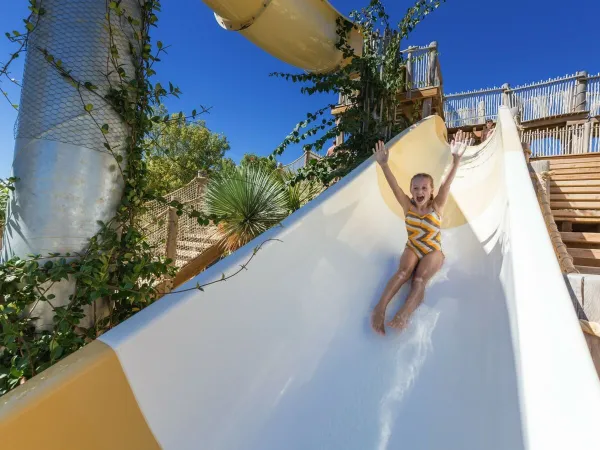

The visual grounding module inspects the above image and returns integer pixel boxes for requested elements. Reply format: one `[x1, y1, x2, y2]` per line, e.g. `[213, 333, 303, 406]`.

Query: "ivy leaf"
[84, 104, 93, 112]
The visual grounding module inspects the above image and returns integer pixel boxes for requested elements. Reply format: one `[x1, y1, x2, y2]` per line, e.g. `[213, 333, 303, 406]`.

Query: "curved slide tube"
[200, 0, 363, 72]
[2, 108, 600, 449]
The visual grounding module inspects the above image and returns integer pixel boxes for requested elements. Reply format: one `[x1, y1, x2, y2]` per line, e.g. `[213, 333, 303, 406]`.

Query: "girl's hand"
[372, 140, 389, 165]
[450, 130, 474, 163]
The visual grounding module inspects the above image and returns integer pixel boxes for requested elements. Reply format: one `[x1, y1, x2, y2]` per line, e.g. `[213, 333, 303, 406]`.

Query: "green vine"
[271, 0, 445, 185]
[0, 0, 226, 396]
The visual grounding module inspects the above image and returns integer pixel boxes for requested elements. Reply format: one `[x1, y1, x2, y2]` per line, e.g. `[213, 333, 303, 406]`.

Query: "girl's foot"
[371, 305, 386, 335]
[387, 313, 409, 331]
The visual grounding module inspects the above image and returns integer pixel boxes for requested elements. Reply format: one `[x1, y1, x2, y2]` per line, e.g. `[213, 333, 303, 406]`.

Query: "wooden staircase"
[541, 154, 600, 274]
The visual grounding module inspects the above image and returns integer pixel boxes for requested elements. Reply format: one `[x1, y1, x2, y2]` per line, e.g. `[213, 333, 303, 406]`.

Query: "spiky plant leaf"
[204, 165, 288, 251]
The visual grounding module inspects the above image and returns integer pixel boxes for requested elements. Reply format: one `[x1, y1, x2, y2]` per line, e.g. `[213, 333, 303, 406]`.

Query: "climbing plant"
[271, 0, 445, 185]
[0, 0, 227, 396]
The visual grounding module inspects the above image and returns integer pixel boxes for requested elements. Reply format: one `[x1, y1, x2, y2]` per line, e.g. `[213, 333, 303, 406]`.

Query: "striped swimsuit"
[405, 208, 442, 259]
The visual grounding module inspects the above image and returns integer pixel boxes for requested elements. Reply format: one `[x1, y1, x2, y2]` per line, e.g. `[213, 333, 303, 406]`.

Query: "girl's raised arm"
[373, 140, 411, 214]
[434, 131, 473, 212]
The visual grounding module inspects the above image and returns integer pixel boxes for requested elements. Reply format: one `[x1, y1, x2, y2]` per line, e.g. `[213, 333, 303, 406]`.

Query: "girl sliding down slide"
[371, 131, 473, 335]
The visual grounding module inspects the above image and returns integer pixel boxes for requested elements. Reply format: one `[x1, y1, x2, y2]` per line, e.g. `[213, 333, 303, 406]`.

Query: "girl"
[371, 130, 472, 335]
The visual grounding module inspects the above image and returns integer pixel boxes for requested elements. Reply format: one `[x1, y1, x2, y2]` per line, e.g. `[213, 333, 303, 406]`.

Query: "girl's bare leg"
[371, 248, 419, 335]
[388, 251, 444, 331]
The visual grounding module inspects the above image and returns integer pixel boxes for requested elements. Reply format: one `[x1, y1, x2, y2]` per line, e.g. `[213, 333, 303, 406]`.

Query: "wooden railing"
[588, 75, 600, 117]
[445, 72, 600, 128]
[402, 43, 441, 90]
[141, 177, 221, 269]
[283, 151, 321, 172]
[336, 42, 441, 108]
[522, 122, 600, 158]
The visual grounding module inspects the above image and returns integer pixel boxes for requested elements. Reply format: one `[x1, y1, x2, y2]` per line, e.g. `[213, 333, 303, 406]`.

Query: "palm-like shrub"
[204, 165, 288, 252]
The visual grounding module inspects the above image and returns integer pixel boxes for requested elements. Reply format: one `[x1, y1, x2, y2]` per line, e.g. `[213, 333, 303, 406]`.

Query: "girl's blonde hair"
[410, 173, 434, 205]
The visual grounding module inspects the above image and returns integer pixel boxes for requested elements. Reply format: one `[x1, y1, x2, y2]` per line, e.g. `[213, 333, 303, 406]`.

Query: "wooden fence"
[521, 122, 600, 158]
[337, 42, 441, 108]
[445, 72, 600, 128]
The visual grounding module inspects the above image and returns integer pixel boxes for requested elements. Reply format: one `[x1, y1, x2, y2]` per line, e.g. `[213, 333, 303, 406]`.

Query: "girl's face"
[411, 177, 433, 207]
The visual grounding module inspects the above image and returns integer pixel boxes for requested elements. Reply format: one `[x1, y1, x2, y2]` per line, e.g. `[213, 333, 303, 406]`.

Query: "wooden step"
[549, 161, 600, 170]
[568, 248, 600, 259]
[552, 209, 600, 218]
[535, 154, 600, 162]
[550, 167, 600, 175]
[553, 210, 600, 223]
[575, 265, 600, 275]
[550, 180, 600, 187]
[573, 257, 600, 268]
[560, 232, 600, 244]
[551, 174, 600, 181]
[551, 201, 600, 209]
[550, 193, 600, 201]
[550, 187, 600, 194]
[555, 217, 600, 223]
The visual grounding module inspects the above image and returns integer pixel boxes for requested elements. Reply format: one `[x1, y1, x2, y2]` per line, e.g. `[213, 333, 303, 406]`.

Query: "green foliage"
[239, 153, 278, 172]
[0, 183, 9, 230]
[204, 165, 289, 252]
[145, 105, 232, 195]
[0, 0, 219, 395]
[270, 0, 444, 185]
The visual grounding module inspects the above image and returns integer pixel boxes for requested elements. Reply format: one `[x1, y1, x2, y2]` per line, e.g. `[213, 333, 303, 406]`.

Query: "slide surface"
[2, 109, 600, 450]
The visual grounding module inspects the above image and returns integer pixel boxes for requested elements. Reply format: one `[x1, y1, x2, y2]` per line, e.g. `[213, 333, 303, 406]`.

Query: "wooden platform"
[535, 154, 600, 274]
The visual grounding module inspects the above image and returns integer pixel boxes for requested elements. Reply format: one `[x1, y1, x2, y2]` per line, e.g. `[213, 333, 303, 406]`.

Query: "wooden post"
[575, 71, 588, 113]
[477, 100, 486, 124]
[164, 207, 179, 293]
[583, 121, 592, 154]
[406, 46, 415, 91]
[335, 117, 344, 146]
[501, 83, 512, 107]
[427, 41, 438, 87]
[422, 98, 432, 118]
[522, 142, 531, 163]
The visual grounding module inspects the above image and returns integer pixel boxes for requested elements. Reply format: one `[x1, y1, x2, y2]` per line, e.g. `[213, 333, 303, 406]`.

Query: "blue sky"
[1, 0, 599, 179]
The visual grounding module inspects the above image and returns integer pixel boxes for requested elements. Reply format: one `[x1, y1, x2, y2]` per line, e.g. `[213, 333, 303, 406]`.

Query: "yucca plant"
[204, 165, 289, 252]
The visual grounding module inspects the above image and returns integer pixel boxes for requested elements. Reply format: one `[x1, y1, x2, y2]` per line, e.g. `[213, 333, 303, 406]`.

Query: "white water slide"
[98, 109, 600, 449]
[2, 1, 600, 449]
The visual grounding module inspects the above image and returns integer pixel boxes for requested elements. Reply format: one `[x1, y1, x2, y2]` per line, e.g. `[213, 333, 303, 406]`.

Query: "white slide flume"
[96, 108, 600, 449]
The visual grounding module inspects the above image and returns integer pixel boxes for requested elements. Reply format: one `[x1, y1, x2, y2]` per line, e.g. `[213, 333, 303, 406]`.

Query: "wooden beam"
[550, 180, 600, 187]
[520, 111, 589, 130]
[331, 104, 351, 116]
[551, 193, 600, 201]
[551, 201, 600, 209]
[575, 265, 600, 275]
[551, 167, 600, 175]
[556, 217, 600, 223]
[561, 232, 600, 244]
[549, 161, 600, 170]
[552, 174, 600, 181]
[553, 209, 600, 218]
[171, 243, 225, 290]
[551, 186, 600, 194]
[569, 248, 600, 259]
[534, 154, 600, 162]
[397, 86, 441, 103]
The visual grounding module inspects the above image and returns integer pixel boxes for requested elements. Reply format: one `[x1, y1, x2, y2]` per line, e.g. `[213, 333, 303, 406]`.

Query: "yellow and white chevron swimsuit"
[405, 208, 442, 259]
